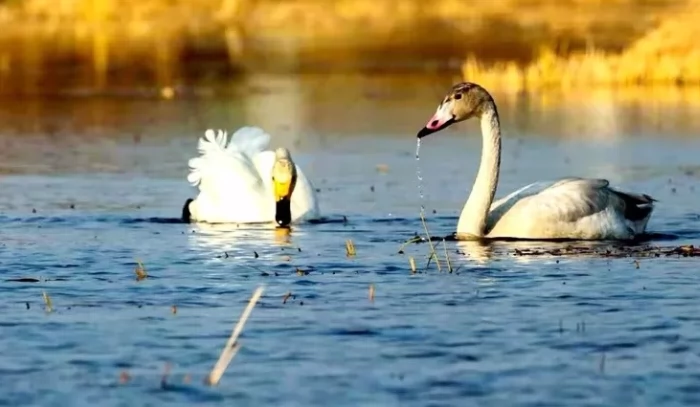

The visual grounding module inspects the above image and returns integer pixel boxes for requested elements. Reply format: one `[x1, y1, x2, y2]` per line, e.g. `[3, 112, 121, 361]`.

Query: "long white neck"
[456, 104, 502, 237]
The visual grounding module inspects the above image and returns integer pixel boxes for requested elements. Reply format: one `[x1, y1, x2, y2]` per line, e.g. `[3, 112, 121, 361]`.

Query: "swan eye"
[454, 94, 462, 100]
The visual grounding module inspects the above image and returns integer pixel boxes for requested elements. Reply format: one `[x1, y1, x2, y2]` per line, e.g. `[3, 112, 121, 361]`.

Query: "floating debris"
[511, 244, 700, 258]
[119, 371, 131, 384]
[409, 257, 417, 274]
[134, 260, 148, 281]
[161, 363, 172, 389]
[369, 284, 375, 302]
[5, 277, 40, 283]
[282, 292, 292, 304]
[171, 305, 177, 315]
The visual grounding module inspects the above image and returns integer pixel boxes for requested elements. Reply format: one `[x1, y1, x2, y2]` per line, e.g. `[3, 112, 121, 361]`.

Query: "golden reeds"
[0, 0, 689, 89]
[462, 5, 700, 89]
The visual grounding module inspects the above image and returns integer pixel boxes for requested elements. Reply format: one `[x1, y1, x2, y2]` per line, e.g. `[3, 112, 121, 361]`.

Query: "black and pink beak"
[417, 101, 456, 139]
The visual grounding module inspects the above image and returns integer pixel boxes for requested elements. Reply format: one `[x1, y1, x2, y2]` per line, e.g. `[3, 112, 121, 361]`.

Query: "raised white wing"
[186, 127, 273, 223]
[186, 126, 321, 224]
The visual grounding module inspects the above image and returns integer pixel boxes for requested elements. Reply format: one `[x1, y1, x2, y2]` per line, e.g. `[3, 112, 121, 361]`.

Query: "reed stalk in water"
[42, 291, 53, 313]
[206, 285, 264, 386]
[420, 210, 442, 272]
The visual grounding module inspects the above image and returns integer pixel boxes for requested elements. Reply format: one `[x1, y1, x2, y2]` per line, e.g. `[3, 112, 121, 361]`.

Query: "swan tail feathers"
[187, 129, 231, 187]
[613, 190, 656, 222]
[187, 127, 271, 189]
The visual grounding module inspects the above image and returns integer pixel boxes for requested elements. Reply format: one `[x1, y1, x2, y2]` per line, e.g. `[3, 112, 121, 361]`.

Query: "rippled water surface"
[1, 74, 700, 406]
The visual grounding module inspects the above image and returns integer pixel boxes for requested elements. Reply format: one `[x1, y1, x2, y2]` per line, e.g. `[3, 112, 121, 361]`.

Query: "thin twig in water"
[442, 238, 453, 273]
[206, 285, 264, 386]
[397, 235, 423, 254]
[282, 291, 292, 304]
[420, 210, 441, 272]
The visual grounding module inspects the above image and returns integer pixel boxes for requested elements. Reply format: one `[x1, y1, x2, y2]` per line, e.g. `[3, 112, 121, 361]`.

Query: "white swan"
[417, 82, 656, 240]
[181, 127, 320, 226]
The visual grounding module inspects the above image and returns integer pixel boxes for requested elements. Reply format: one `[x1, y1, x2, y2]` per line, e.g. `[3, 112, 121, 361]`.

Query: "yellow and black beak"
[273, 181, 294, 227]
[272, 156, 297, 228]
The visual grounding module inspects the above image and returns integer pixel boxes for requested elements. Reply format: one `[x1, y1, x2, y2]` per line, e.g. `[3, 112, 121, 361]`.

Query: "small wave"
[121, 217, 186, 224]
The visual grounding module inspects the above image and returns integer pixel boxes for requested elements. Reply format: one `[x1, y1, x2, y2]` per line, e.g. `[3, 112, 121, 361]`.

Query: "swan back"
[483, 178, 655, 240]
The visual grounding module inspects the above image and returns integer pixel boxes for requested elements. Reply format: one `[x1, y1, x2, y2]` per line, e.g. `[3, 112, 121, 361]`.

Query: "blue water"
[1, 74, 700, 406]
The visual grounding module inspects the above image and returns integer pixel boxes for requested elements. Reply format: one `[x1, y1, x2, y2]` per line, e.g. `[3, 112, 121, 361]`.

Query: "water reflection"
[0, 73, 699, 178]
[456, 240, 495, 264]
[239, 73, 306, 148]
[186, 222, 299, 258]
[456, 239, 549, 266]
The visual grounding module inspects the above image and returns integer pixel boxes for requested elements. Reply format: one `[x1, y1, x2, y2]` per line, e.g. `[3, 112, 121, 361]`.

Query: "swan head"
[272, 147, 297, 228]
[417, 82, 494, 138]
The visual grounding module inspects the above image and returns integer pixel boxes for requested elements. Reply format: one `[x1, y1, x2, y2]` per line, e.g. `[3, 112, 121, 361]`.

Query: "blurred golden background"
[0, 0, 698, 95]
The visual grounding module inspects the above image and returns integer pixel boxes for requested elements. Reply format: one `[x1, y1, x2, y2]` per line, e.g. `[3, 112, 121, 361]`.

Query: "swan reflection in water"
[456, 238, 572, 265]
[455, 239, 494, 264]
[186, 222, 300, 261]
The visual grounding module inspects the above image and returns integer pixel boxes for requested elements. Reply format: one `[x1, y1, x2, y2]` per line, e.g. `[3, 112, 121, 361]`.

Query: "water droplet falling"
[416, 138, 426, 215]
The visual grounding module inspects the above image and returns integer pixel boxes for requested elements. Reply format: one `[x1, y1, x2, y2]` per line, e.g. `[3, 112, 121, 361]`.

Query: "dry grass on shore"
[462, 5, 700, 89]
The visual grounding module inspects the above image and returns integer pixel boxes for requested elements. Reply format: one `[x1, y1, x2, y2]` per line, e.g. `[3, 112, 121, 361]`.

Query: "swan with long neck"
[417, 82, 656, 240]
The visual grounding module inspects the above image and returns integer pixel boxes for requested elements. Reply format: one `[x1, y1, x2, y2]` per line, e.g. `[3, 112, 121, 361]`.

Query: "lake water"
[1, 73, 700, 406]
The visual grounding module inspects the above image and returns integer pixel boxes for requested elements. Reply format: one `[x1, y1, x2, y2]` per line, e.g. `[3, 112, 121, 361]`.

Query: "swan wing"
[491, 177, 609, 218]
[292, 164, 321, 221]
[515, 178, 612, 221]
[186, 128, 271, 223]
[488, 178, 654, 238]
[230, 126, 272, 157]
